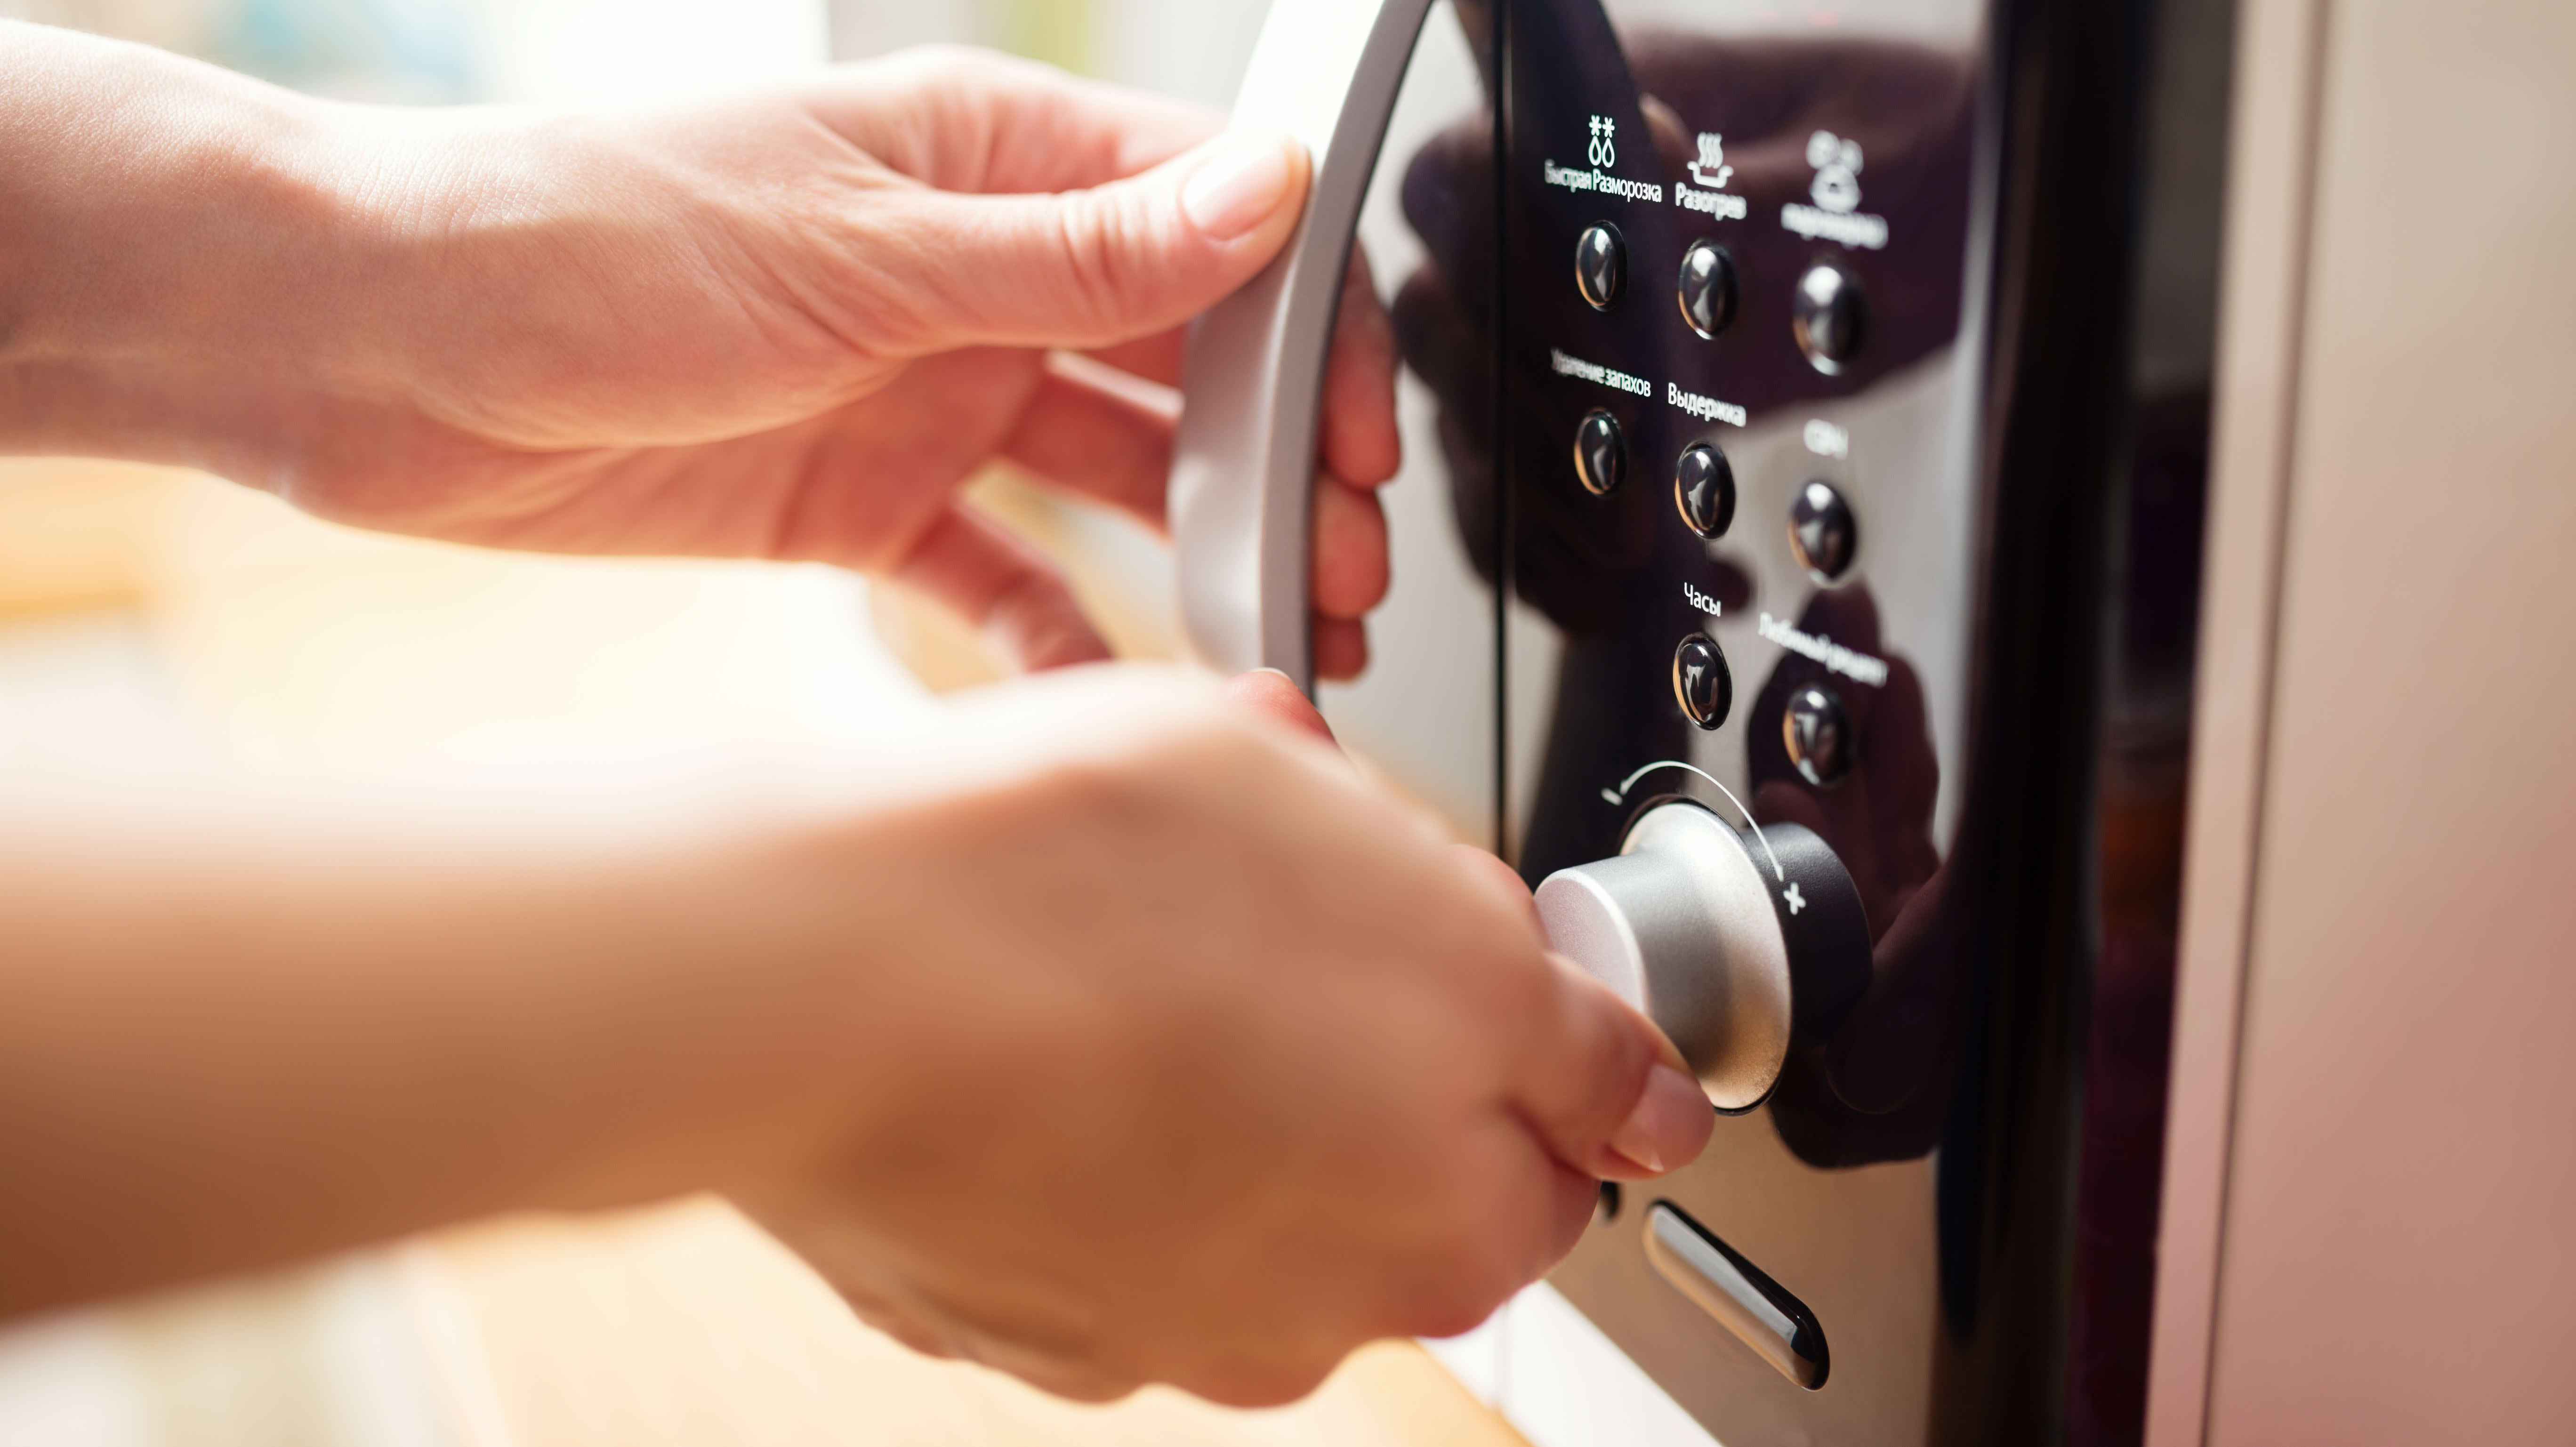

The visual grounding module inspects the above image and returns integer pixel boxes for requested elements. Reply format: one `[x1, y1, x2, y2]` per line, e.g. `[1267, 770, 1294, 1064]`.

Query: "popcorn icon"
[1807, 129, 1863, 214]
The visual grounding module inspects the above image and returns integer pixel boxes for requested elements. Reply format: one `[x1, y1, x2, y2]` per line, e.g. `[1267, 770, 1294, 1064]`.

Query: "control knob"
[1535, 803, 1871, 1111]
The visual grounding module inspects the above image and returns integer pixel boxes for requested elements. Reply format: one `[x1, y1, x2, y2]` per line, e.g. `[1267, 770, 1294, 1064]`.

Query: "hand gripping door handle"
[1170, 0, 1438, 694]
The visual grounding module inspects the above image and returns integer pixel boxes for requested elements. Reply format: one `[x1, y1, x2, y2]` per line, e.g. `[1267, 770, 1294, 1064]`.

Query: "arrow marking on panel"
[1606, 760, 1785, 881]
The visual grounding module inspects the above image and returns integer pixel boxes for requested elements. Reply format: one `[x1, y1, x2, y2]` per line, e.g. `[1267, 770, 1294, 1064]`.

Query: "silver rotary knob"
[1534, 802, 1870, 1112]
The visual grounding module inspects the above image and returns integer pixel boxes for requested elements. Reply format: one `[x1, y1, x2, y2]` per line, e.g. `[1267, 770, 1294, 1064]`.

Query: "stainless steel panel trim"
[1641, 1203, 1827, 1391]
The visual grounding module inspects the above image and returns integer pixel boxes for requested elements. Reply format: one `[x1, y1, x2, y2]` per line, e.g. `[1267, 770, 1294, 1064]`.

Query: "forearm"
[0, 21, 405, 478]
[0, 784, 909, 1318]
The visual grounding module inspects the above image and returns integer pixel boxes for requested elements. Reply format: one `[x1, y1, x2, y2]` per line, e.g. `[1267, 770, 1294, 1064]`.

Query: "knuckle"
[1047, 188, 1159, 338]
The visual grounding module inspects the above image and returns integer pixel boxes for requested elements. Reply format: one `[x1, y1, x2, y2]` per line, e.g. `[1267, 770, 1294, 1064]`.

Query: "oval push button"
[1674, 443, 1736, 539]
[1791, 261, 1866, 373]
[1788, 480, 1858, 582]
[1676, 239, 1737, 338]
[1672, 633, 1732, 730]
[1573, 409, 1626, 495]
[1575, 223, 1626, 310]
[1783, 684, 1852, 787]
[1643, 1202, 1829, 1390]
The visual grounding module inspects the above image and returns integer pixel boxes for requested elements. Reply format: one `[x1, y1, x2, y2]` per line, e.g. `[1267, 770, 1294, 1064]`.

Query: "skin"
[0, 33, 1393, 673]
[0, 23, 1713, 1404]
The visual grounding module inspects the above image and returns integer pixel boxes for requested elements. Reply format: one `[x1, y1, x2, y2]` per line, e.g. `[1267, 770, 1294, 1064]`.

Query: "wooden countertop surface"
[427, 1201, 1528, 1447]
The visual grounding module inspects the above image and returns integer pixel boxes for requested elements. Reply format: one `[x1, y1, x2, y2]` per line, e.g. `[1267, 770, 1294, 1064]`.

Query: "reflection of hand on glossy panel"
[1747, 587, 1939, 936]
[1627, 35, 1978, 408]
[1746, 585, 1960, 1164]
[1394, 111, 1722, 633]
[1387, 33, 1977, 632]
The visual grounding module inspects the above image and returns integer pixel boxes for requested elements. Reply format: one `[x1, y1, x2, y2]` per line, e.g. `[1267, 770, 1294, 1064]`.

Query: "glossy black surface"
[1787, 478, 1858, 582]
[1671, 632, 1732, 729]
[1673, 442, 1736, 539]
[1362, 0, 2226, 1439]
[1677, 238, 1739, 338]
[1576, 220, 1627, 308]
[1573, 406, 1626, 493]
[1791, 259, 1867, 372]
[1763, 820, 1875, 1050]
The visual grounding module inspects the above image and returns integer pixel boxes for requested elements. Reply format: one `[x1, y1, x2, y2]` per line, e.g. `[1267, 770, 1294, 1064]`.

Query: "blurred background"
[0, 1, 1519, 1443]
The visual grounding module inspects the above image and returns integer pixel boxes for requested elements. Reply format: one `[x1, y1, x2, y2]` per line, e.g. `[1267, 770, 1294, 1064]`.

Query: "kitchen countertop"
[0, 1202, 1529, 1447]
[427, 1200, 1527, 1447]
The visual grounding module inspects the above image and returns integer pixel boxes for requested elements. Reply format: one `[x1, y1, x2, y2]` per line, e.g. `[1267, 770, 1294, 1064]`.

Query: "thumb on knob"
[1607, 1054, 1711, 1176]
[1518, 963, 1714, 1182]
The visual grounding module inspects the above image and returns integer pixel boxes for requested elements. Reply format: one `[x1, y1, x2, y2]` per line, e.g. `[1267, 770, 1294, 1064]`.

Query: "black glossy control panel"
[1496, 0, 1984, 1440]
[1355, 0, 2218, 1439]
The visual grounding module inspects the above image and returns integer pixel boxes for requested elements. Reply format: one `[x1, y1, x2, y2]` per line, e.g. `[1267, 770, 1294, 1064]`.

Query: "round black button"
[1791, 261, 1867, 373]
[1672, 633, 1733, 730]
[1783, 684, 1853, 787]
[1675, 240, 1737, 338]
[1573, 409, 1626, 495]
[1674, 443, 1736, 539]
[1575, 223, 1626, 310]
[1788, 479, 1858, 581]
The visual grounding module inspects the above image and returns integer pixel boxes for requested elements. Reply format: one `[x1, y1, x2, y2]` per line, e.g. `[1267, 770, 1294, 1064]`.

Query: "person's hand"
[0, 667, 1709, 1358]
[0, 32, 1400, 675]
[729, 666, 1712, 1405]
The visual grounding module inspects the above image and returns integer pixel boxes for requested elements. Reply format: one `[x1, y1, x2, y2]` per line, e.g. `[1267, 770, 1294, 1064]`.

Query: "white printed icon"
[1806, 129, 1863, 214]
[1588, 113, 1618, 168]
[1689, 132, 1733, 190]
[1783, 882, 1808, 916]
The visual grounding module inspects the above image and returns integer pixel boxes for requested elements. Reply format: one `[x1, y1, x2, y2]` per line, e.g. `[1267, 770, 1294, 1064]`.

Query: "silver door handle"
[1170, 0, 1439, 693]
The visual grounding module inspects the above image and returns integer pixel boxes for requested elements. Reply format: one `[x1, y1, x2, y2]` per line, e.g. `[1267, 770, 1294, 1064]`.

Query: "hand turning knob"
[1534, 803, 1871, 1111]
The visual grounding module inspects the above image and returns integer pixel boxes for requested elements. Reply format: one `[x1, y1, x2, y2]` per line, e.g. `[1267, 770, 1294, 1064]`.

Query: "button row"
[1565, 416, 1859, 582]
[1674, 634, 1857, 792]
[1670, 635, 1857, 784]
[1570, 222, 1863, 373]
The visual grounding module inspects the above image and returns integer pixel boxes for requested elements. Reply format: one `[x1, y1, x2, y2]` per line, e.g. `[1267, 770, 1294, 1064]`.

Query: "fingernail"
[1181, 133, 1300, 241]
[1608, 1064, 1711, 1175]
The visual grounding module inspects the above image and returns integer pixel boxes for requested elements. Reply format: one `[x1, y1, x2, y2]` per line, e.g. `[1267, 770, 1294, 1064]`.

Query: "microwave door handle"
[1171, 0, 1438, 694]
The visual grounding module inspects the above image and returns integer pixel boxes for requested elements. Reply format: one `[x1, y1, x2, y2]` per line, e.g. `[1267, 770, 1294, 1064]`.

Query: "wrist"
[0, 24, 382, 474]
